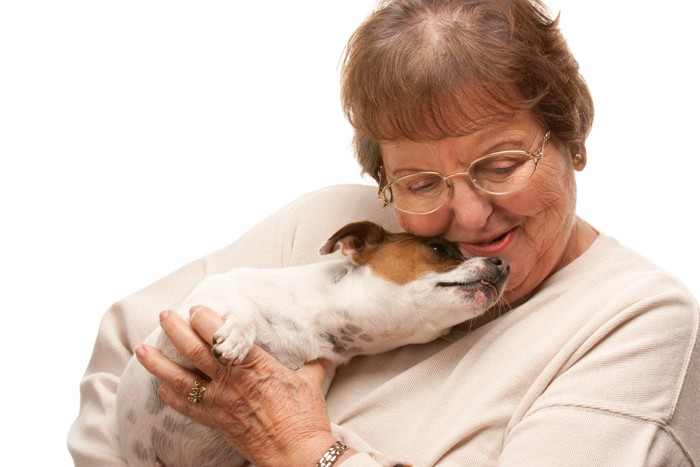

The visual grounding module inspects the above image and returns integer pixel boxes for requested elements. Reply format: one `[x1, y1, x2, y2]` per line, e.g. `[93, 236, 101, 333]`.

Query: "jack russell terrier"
[117, 221, 509, 467]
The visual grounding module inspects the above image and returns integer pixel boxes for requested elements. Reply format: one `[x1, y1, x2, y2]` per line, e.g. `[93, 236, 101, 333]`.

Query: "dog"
[116, 221, 509, 466]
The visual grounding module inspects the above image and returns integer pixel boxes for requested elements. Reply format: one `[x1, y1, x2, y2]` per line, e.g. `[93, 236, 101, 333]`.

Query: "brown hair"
[341, 0, 594, 181]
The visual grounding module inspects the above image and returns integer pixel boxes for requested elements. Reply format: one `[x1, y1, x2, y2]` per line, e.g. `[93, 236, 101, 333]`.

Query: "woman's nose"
[445, 177, 493, 230]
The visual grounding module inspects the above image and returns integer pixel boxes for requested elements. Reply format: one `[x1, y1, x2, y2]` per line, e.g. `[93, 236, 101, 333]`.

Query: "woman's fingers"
[297, 359, 331, 391]
[155, 373, 214, 422]
[134, 344, 209, 404]
[189, 305, 225, 344]
[157, 309, 222, 378]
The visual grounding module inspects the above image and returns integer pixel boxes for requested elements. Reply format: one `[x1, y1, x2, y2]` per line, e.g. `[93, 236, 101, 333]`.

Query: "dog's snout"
[487, 257, 509, 273]
[484, 257, 510, 282]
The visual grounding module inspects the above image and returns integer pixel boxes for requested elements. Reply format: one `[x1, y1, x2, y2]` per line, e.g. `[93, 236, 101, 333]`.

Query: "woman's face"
[380, 112, 585, 306]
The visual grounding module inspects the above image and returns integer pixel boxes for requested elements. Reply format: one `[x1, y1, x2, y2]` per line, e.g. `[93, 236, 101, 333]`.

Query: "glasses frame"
[377, 131, 551, 215]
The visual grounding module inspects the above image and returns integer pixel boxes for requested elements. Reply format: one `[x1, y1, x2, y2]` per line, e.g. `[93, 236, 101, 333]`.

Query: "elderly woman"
[68, 0, 699, 465]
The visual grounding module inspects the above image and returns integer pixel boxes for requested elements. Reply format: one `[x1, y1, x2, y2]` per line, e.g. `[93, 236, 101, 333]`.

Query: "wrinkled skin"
[381, 113, 596, 306]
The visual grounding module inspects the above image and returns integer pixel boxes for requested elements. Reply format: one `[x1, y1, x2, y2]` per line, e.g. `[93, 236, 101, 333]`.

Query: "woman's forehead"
[361, 84, 531, 142]
[381, 111, 541, 150]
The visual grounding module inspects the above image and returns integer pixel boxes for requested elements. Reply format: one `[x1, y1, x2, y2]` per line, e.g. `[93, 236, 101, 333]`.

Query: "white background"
[1, 1, 698, 465]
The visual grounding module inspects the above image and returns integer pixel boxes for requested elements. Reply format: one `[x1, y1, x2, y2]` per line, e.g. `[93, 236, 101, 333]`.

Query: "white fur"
[116, 222, 508, 467]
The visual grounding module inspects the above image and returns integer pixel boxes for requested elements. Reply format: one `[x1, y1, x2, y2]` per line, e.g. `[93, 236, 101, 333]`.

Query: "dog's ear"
[319, 221, 388, 259]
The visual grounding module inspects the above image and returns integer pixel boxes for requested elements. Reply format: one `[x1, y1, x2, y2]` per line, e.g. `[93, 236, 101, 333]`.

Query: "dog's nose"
[486, 257, 510, 276]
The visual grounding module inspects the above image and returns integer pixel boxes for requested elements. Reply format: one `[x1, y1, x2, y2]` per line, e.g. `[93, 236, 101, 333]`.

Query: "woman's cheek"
[396, 210, 451, 237]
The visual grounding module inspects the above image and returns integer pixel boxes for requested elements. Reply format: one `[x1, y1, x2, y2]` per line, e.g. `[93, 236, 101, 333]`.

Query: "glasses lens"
[470, 152, 536, 194]
[384, 172, 447, 213]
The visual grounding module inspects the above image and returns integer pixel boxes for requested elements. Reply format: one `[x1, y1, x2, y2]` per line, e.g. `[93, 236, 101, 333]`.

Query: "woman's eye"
[475, 155, 529, 179]
[407, 175, 442, 194]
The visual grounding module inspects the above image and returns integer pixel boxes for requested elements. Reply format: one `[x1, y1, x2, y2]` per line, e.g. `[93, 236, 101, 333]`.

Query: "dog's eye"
[426, 241, 463, 261]
[427, 242, 448, 256]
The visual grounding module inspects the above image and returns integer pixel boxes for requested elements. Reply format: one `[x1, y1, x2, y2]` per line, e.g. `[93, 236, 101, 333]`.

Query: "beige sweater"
[68, 184, 700, 466]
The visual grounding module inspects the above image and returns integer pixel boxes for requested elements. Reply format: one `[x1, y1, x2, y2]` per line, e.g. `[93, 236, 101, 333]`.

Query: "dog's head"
[320, 221, 509, 318]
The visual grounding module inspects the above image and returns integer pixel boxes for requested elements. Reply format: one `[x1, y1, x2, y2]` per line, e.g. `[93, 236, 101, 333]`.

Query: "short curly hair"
[341, 0, 594, 182]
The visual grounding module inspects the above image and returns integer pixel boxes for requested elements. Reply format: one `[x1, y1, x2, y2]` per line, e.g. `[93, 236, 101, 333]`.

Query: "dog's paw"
[211, 318, 257, 366]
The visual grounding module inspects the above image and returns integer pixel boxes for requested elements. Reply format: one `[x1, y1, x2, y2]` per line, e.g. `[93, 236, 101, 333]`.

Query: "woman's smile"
[456, 226, 517, 256]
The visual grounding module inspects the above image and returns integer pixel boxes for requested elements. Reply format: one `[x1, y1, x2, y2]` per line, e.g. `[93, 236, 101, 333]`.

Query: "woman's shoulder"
[532, 230, 698, 353]
[555, 231, 697, 305]
[513, 231, 699, 444]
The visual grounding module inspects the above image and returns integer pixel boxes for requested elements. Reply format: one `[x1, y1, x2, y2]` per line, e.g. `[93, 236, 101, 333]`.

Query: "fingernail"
[189, 305, 203, 318]
[159, 310, 172, 325]
[134, 344, 146, 360]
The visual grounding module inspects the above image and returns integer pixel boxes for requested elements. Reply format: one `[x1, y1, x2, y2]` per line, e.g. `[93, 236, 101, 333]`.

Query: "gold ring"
[187, 379, 208, 404]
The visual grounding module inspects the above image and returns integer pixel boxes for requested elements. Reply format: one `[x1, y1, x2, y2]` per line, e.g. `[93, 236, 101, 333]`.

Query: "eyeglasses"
[378, 131, 551, 215]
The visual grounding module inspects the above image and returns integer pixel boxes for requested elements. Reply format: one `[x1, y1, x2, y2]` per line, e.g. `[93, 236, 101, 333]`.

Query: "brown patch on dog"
[354, 235, 464, 284]
[320, 221, 466, 284]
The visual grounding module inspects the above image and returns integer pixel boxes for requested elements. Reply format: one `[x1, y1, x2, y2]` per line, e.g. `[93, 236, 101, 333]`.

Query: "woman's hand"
[135, 306, 350, 467]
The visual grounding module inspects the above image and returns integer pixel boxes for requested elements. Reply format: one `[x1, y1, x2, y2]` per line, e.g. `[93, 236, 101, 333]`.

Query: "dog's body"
[117, 221, 509, 466]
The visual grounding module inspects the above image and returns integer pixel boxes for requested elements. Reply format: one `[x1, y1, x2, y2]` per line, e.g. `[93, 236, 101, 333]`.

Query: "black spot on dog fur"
[163, 414, 186, 434]
[321, 332, 362, 356]
[339, 323, 374, 343]
[333, 267, 349, 283]
[125, 408, 137, 425]
[341, 323, 362, 336]
[151, 427, 173, 453]
[132, 440, 151, 462]
[271, 315, 304, 333]
[335, 309, 352, 320]
[146, 377, 165, 415]
[321, 333, 347, 354]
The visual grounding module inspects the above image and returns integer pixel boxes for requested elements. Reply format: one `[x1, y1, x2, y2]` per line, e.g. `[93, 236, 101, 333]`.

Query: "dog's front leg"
[206, 298, 261, 366]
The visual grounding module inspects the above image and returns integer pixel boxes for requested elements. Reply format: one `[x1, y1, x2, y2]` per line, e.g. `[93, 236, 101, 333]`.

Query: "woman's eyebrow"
[387, 166, 439, 178]
[455, 137, 528, 159]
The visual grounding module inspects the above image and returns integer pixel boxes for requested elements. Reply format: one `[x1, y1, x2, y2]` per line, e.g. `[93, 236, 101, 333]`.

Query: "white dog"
[117, 221, 509, 466]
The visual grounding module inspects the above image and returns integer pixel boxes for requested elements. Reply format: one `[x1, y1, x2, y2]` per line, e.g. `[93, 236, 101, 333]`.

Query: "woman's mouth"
[459, 228, 517, 256]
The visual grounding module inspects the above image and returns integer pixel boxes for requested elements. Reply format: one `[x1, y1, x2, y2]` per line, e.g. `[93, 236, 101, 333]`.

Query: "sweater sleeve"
[66, 184, 400, 466]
